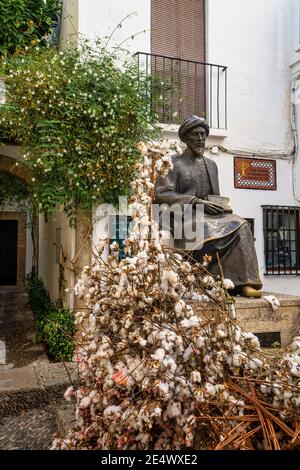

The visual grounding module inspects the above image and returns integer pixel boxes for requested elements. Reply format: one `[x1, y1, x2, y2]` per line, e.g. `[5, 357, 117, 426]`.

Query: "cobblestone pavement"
[0, 288, 48, 369]
[0, 399, 67, 450]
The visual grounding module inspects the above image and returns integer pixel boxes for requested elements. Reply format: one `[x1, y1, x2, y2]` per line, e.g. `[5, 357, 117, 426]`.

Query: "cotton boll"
[223, 279, 235, 290]
[166, 401, 181, 418]
[249, 335, 260, 349]
[263, 295, 280, 312]
[139, 338, 147, 347]
[248, 358, 263, 370]
[158, 382, 169, 395]
[79, 396, 91, 409]
[260, 384, 269, 395]
[183, 346, 193, 362]
[151, 348, 165, 362]
[161, 270, 179, 290]
[216, 329, 226, 339]
[204, 383, 217, 397]
[203, 276, 215, 286]
[157, 253, 166, 263]
[64, 386, 74, 402]
[196, 336, 205, 348]
[175, 300, 184, 317]
[180, 319, 191, 328]
[232, 353, 243, 367]
[290, 364, 300, 377]
[189, 316, 200, 327]
[151, 407, 162, 417]
[104, 406, 121, 417]
[290, 336, 300, 355]
[293, 397, 300, 407]
[161, 339, 172, 352]
[190, 371, 202, 384]
[190, 293, 210, 302]
[234, 327, 241, 343]
[162, 357, 177, 374]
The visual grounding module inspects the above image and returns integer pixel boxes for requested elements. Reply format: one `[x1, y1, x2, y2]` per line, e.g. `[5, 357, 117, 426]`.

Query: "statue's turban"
[178, 115, 210, 140]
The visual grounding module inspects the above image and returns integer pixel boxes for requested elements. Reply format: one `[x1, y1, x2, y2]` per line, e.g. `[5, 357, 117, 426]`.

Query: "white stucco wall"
[205, 0, 300, 295]
[78, 0, 150, 55]
[209, 151, 300, 296]
[38, 206, 76, 307]
[207, 0, 296, 152]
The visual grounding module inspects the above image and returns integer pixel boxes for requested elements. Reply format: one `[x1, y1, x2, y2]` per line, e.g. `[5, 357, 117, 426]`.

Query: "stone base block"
[190, 292, 300, 347]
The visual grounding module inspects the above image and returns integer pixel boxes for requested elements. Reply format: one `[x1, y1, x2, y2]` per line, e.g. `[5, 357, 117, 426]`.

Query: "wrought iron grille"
[134, 52, 228, 129]
[263, 206, 300, 275]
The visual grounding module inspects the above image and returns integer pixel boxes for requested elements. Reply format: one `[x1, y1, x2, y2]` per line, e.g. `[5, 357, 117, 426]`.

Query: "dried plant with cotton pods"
[52, 142, 300, 451]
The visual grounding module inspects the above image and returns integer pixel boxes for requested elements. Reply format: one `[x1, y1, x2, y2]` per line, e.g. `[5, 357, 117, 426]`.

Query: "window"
[109, 215, 132, 260]
[263, 206, 300, 275]
[244, 218, 255, 237]
[151, 0, 206, 122]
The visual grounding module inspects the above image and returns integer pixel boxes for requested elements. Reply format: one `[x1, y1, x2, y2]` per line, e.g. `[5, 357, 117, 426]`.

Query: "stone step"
[191, 292, 300, 347]
[55, 405, 76, 437]
[0, 362, 77, 418]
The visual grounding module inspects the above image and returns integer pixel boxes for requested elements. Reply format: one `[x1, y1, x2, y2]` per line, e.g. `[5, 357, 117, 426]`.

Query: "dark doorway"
[0, 220, 18, 285]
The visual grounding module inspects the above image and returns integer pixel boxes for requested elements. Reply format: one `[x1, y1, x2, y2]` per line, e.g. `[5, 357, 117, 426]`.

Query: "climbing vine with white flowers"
[0, 42, 159, 218]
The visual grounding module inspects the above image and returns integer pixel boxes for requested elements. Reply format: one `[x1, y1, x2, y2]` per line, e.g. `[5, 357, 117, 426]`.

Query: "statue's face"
[184, 125, 207, 156]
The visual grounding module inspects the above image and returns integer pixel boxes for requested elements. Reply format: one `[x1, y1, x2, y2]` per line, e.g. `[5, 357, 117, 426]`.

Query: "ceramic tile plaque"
[234, 157, 276, 190]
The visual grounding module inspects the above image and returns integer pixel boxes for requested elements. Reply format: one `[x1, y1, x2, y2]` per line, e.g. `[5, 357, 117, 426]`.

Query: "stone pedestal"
[190, 292, 300, 347]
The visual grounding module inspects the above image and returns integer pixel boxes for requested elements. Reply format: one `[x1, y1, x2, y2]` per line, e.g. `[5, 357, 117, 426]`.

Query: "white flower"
[203, 276, 215, 286]
[79, 396, 91, 409]
[151, 348, 165, 362]
[104, 405, 121, 416]
[180, 316, 200, 329]
[166, 401, 181, 418]
[151, 407, 162, 417]
[190, 371, 202, 383]
[158, 382, 169, 395]
[64, 386, 74, 401]
[223, 279, 235, 290]
[263, 295, 280, 311]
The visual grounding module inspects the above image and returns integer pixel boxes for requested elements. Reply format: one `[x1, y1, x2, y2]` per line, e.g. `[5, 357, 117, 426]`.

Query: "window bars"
[263, 206, 300, 275]
[134, 52, 227, 129]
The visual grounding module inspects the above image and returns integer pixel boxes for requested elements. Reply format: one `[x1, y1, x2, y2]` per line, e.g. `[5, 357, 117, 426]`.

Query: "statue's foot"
[241, 286, 262, 298]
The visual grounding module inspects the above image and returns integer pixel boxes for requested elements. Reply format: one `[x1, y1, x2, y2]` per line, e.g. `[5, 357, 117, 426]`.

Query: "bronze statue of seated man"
[154, 115, 262, 298]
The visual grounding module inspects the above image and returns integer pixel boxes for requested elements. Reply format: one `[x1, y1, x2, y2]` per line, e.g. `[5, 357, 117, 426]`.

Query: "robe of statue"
[154, 151, 262, 290]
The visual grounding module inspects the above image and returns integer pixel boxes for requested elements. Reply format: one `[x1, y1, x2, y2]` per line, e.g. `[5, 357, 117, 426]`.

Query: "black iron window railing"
[263, 206, 300, 275]
[134, 52, 227, 129]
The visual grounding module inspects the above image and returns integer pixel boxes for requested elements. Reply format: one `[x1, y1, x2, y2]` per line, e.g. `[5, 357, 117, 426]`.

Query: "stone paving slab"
[0, 399, 67, 450]
[0, 367, 39, 393]
[32, 362, 78, 388]
[55, 405, 76, 437]
[0, 288, 48, 368]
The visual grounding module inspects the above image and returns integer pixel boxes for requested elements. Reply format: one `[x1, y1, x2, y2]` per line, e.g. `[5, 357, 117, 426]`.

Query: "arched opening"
[0, 154, 34, 288]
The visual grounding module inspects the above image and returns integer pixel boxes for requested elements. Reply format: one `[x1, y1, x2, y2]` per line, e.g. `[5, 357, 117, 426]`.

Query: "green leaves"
[26, 272, 75, 362]
[0, 0, 62, 57]
[0, 171, 29, 206]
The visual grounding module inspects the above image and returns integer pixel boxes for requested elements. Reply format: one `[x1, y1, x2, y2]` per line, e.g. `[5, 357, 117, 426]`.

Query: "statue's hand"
[194, 198, 224, 215]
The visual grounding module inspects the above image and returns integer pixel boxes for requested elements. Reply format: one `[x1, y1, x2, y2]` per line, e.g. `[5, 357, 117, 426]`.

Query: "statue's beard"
[189, 143, 205, 156]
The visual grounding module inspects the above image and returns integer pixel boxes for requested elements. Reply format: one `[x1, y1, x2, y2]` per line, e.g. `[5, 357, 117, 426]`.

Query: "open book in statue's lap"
[154, 115, 262, 298]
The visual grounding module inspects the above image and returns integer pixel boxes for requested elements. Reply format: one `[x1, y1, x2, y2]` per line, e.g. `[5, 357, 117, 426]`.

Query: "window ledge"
[265, 272, 300, 276]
